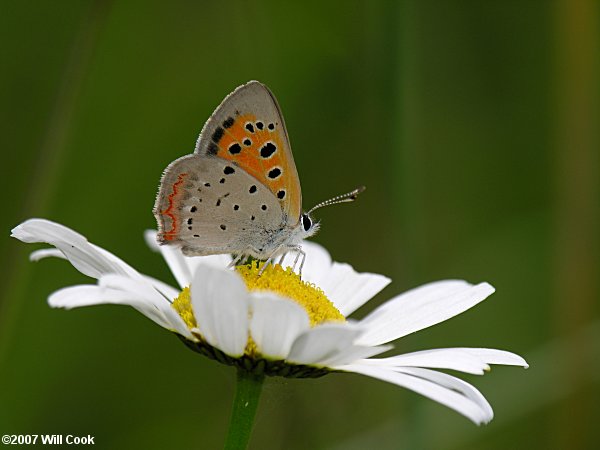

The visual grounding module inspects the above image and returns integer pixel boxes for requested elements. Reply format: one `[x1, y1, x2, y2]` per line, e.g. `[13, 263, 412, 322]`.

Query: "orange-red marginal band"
[161, 172, 187, 241]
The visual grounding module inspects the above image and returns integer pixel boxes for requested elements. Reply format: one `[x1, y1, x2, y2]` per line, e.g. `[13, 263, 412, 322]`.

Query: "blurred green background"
[1, 1, 598, 449]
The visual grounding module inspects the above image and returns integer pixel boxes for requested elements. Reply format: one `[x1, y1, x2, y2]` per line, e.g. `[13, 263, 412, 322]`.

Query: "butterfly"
[153, 81, 364, 272]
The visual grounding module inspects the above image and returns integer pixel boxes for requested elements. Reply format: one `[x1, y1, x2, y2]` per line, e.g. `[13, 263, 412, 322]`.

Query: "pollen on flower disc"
[236, 263, 345, 326]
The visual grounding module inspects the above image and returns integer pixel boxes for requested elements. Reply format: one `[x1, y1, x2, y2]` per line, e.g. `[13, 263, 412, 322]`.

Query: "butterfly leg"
[259, 254, 281, 275]
[227, 253, 246, 268]
[298, 249, 306, 276]
[258, 259, 272, 275]
[277, 252, 288, 267]
[228, 249, 258, 268]
[288, 246, 306, 277]
[258, 247, 288, 275]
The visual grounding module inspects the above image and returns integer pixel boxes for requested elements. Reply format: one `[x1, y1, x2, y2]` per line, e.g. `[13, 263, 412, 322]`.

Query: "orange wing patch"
[160, 172, 188, 241]
[209, 114, 299, 218]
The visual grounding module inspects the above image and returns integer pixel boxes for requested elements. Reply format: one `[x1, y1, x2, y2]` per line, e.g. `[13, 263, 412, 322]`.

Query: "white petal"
[49, 284, 148, 309]
[320, 263, 391, 316]
[98, 274, 193, 338]
[397, 367, 494, 422]
[12, 219, 141, 280]
[249, 293, 310, 359]
[291, 240, 332, 283]
[318, 344, 393, 367]
[292, 241, 391, 316]
[185, 253, 233, 274]
[145, 229, 232, 288]
[30, 248, 65, 261]
[463, 348, 529, 369]
[143, 275, 180, 302]
[357, 281, 494, 346]
[143, 229, 161, 251]
[364, 347, 528, 374]
[337, 364, 492, 424]
[191, 264, 249, 357]
[98, 273, 166, 307]
[49, 284, 170, 329]
[287, 323, 364, 366]
[361, 348, 491, 374]
[144, 230, 191, 288]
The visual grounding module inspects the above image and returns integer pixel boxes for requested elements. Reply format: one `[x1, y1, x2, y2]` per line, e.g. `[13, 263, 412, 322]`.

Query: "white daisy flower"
[11, 218, 527, 425]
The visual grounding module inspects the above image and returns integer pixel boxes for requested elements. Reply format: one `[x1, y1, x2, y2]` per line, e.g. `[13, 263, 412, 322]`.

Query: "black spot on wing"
[212, 127, 225, 143]
[223, 166, 235, 175]
[260, 142, 277, 158]
[207, 142, 218, 155]
[268, 168, 282, 179]
[223, 117, 234, 128]
[229, 143, 241, 155]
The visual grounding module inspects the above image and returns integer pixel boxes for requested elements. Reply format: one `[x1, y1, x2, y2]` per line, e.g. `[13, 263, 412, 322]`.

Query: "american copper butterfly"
[153, 81, 364, 271]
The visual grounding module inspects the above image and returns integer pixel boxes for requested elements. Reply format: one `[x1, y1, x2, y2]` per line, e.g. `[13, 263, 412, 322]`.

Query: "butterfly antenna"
[307, 186, 366, 214]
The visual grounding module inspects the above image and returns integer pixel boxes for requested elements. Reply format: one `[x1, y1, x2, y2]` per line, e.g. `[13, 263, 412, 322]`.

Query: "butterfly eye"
[302, 214, 312, 232]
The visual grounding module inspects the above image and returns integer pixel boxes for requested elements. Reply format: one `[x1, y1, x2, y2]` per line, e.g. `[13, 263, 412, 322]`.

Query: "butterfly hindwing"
[154, 154, 282, 256]
[194, 81, 302, 223]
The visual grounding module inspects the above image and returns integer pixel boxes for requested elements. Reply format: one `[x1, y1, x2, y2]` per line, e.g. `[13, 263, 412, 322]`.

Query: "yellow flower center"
[237, 263, 345, 325]
[172, 262, 345, 330]
[172, 286, 195, 328]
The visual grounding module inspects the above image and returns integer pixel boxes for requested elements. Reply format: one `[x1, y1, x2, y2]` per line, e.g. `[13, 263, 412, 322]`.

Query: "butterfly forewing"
[154, 155, 282, 256]
[194, 81, 302, 223]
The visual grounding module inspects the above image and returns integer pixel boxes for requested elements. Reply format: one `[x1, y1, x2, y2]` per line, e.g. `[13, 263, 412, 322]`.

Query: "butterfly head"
[299, 212, 320, 238]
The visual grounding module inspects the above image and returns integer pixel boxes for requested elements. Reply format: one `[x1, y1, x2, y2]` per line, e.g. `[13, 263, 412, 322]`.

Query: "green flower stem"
[224, 368, 265, 450]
